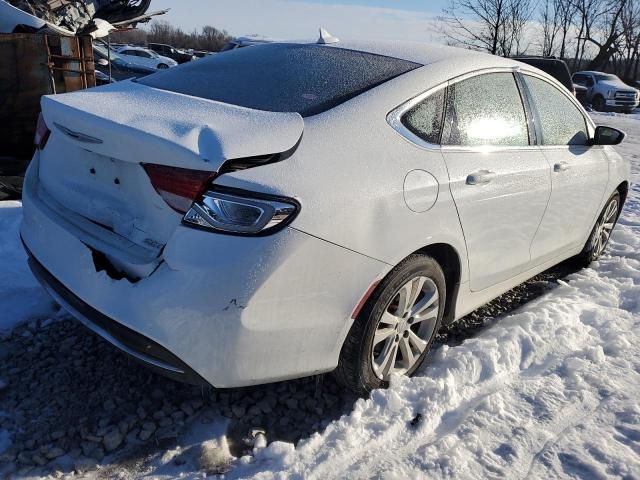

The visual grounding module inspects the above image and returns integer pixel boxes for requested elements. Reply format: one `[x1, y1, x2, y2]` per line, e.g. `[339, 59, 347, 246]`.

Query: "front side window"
[401, 89, 445, 144]
[523, 75, 589, 146]
[442, 72, 529, 147]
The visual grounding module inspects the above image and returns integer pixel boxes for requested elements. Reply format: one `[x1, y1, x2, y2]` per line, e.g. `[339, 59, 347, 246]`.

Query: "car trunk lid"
[36, 81, 303, 275]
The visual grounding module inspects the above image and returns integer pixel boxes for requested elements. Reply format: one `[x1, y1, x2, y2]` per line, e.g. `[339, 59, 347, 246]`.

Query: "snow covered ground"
[1, 112, 639, 479]
[0, 202, 54, 334]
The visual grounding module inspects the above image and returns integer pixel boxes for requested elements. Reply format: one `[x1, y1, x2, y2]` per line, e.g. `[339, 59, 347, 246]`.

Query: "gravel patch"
[0, 259, 581, 477]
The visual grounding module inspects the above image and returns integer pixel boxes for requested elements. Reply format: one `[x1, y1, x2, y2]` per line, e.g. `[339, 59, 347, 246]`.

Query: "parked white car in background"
[115, 46, 177, 70]
[21, 40, 630, 394]
[573, 70, 639, 112]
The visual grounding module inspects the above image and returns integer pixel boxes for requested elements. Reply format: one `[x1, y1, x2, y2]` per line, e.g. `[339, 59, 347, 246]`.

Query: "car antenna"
[317, 28, 339, 44]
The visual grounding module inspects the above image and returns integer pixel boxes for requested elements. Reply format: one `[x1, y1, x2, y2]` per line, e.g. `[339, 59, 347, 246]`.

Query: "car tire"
[576, 191, 621, 266]
[334, 254, 446, 395]
[592, 95, 606, 112]
[158, 63, 169, 69]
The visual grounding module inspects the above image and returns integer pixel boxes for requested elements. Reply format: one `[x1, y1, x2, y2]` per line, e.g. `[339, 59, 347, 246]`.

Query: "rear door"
[522, 73, 608, 264]
[441, 71, 551, 292]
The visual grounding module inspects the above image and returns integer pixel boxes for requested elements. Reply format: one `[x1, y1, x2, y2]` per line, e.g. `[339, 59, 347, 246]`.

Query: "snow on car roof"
[257, 38, 526, 72]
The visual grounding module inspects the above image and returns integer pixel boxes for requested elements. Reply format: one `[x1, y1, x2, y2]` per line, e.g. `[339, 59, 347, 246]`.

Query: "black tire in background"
[334, 254, 446, 395]
[592, 95, 606, 112]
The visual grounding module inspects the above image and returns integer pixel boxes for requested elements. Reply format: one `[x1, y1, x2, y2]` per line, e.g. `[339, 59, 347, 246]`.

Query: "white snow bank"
[0, 201, 54, 333]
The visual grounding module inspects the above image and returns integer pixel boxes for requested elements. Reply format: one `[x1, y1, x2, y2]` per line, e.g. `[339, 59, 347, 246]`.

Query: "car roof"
[279, 39, 521, 72]
[117, 46, 151, 52]
[574, 70, 612, 75]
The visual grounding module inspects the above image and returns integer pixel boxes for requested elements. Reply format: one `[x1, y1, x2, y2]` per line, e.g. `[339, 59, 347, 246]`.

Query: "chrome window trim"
[387, 66, 544, 153]
[387, 84, 446, 151]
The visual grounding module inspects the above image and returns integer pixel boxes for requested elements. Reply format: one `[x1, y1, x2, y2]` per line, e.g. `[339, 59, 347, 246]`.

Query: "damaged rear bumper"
[26, 250, 208, 385]
[20, 156, 388, 388]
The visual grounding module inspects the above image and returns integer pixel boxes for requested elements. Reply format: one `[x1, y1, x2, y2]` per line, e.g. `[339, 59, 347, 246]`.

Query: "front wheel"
[157, 63, 169, 69]
[576, 191, 621, 266]
[334, 255, 445, 395]
[592, 95, 606, 112]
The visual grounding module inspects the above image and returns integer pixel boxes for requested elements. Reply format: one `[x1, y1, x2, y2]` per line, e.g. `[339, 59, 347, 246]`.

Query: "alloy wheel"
[592, 197, 619, 258]
[371, 276, 440, 380]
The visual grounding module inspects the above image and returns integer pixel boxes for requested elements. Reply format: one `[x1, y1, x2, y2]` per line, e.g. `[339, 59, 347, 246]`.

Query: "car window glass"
[401, 89, 445, 144]
[442, 72, 529, 147]
[523, 75, 589, 146]
[138, 44, 421, 116]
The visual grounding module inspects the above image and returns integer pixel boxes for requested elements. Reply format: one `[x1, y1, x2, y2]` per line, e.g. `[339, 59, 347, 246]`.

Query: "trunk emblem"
[54, 123, 103, 144]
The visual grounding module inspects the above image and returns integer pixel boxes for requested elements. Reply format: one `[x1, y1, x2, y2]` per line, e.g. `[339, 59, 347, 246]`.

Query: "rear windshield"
[137, 43, 421, 117]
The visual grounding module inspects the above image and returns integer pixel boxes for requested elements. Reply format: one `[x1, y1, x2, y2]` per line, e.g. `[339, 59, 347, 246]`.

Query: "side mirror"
[591, 125, 625, 146]
[97, 58, 109, 67]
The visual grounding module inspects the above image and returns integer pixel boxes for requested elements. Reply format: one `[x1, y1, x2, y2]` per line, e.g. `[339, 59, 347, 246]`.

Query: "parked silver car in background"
[21, 40, 630, 394]
[115, 45, 177, 70]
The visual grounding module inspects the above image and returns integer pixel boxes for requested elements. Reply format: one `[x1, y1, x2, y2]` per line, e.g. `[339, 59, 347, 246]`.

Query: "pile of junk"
[0, 0, 167, 198]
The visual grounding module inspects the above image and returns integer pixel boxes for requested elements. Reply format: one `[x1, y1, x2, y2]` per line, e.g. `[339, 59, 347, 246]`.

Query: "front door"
[521, 74, 609, 265]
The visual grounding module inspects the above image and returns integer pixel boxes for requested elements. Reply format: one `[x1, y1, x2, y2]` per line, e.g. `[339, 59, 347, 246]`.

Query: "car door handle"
[466, 170, 496, 185]
[554, 162, 570, 172]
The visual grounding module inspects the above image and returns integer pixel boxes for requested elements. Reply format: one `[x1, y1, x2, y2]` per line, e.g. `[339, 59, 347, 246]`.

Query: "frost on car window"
[443, 73, 529, 147]
[137, 44, 421, 117]
[523, 75, 589, 146]
[402, 88, 445, 144]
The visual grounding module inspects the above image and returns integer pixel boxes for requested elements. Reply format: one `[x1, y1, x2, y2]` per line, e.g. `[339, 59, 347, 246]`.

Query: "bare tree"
[437, 0, 533, 56]
[111, 20, 231, 52]
[540, 0, 562, 56]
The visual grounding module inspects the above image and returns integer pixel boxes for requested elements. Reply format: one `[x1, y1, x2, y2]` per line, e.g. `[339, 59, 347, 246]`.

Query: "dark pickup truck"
[148, 43, 194, 64]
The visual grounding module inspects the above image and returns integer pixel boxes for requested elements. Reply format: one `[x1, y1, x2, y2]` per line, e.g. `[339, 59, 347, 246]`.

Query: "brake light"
[183, 186, 299, 235]
[143, 163, 213, 213]
[34, 112, 51, 150]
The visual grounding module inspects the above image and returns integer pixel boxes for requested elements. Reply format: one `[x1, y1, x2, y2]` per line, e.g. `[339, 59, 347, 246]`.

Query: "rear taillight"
[143, 163, 300, 235]
[183, 186, 299, 236]
[34, 112, 51, 150]
[143, 163, 213, 213]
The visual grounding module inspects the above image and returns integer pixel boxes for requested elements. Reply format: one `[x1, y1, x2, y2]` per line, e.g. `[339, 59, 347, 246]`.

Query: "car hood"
[599, 79, 638, 92]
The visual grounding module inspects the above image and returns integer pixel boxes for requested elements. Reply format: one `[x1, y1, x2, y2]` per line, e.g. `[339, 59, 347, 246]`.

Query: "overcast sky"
[150, 0, 448, 42]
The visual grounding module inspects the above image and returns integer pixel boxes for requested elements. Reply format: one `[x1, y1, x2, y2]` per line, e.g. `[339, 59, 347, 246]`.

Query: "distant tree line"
[438, 0, 640, 79]
[109, 20, 231, 52]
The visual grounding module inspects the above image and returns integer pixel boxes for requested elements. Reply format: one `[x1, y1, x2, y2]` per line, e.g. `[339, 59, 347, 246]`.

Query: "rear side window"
[401, 89, 445, 144]
[138, 43, 421, 117]
[442, 72, 529, 147]
[523, 75, 589, 146]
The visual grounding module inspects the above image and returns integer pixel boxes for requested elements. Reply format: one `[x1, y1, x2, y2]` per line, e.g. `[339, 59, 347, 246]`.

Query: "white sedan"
[21, 39, 629, 394]
[115, 46, 177, 70]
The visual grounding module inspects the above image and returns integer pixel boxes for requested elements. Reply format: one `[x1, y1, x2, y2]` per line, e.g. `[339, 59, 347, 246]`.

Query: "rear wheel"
[576, 191, 621, 266]
[335, 254, 445, 395]
[158, 63, 169, 69]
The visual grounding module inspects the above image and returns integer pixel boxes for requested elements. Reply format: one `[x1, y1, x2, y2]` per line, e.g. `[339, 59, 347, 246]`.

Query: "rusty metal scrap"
[6, 0, 152, 33]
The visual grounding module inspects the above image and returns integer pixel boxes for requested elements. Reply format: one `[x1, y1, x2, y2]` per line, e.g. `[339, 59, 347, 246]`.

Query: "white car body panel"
[115, 47, 177, 70]
[21, 40, 632, 388]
